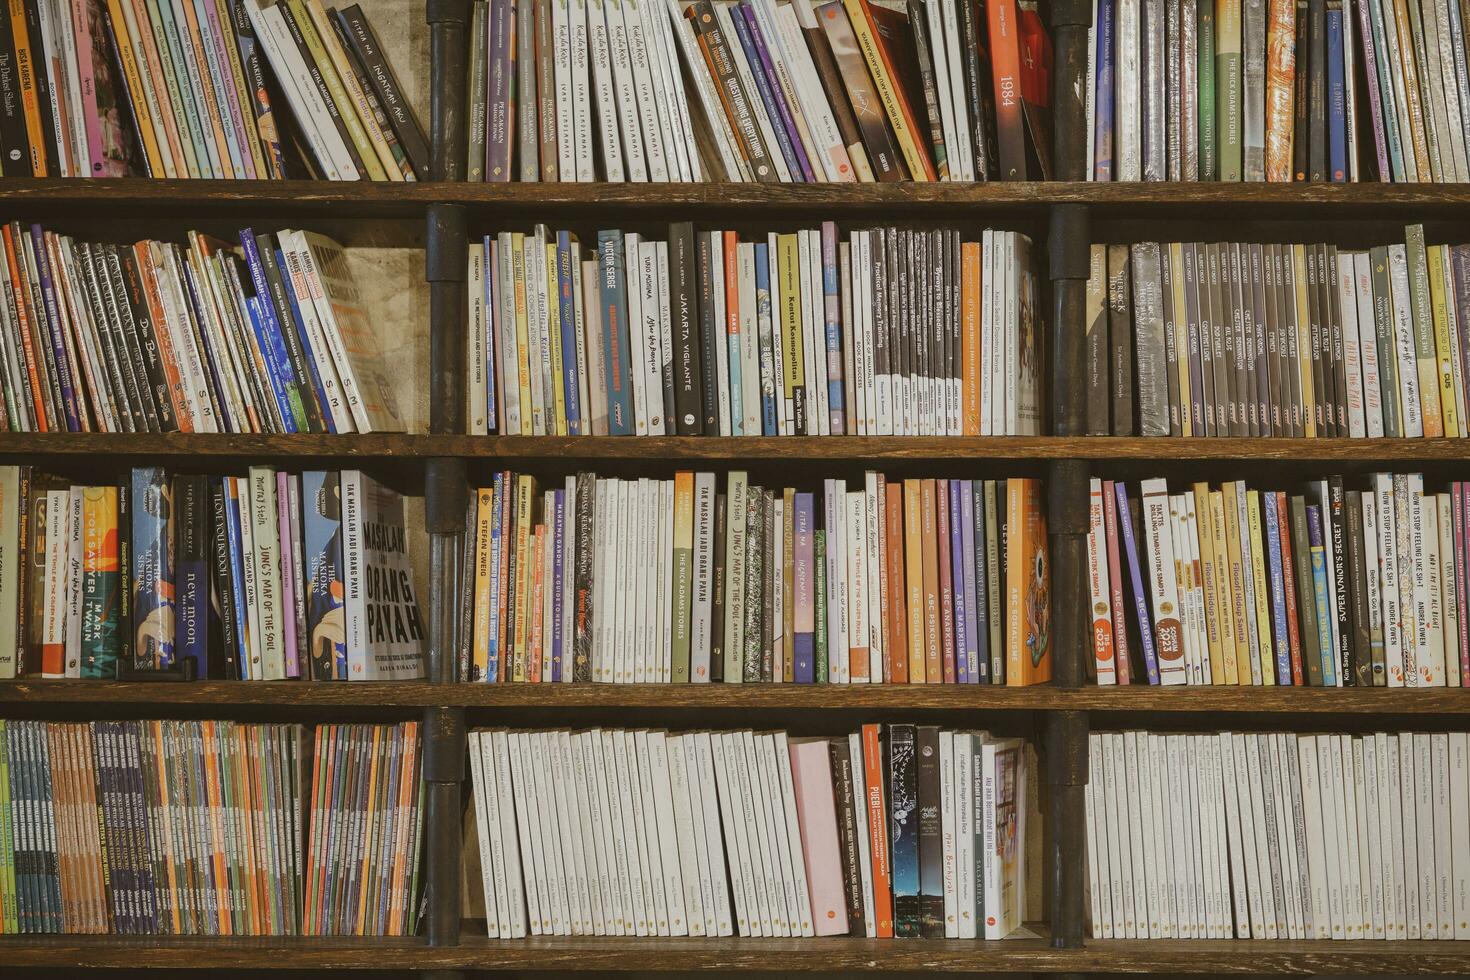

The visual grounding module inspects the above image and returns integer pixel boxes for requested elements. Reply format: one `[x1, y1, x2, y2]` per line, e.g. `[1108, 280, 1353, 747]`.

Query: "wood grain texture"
[1, 680, 1465, 713]
[7, 433, 1470, 462]
[4, 933, 1470, 972]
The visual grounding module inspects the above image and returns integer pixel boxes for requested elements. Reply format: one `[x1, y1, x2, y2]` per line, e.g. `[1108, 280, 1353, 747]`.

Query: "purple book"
[276, 471, 300, 678]
[741, 2, 817, 181]
[731, 3, 813, 182]
[551, 488, 566, 682]
[1352, 0, 1391, 181]
[29, 227, 82, 431]
[958, 480, 979, 684]
[1114, 481, 1161, 685]
[794, 492, 816, 682]
[948, 479, 969, 683]
[821, 221, 844, 433]
[486, 0, 514, 181]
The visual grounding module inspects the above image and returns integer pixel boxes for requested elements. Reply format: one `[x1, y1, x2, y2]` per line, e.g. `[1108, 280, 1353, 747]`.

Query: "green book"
[466, 0, 489, 180]
[814, 530, 828, 684]
[1404, 224, 1444, 432]
[1215, 0, 1242, 181]
[1198, 1, 1218, 179]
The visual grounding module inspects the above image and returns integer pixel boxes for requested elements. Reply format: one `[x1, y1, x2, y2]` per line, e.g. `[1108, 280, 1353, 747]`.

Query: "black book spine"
[1343, 488, 1373, 687]
[75, 243, 138, 434]
[888, 723, 920, 934]
[1289, 494, 1323, 686]
[1307, 0, 1327, 181]
[1107, 244, 1133, 435]
[669, 221, 704, 435]
[695, 232, 721, 434]
[174, 474, 210, 679]
[1325, 245, 1349, 436]
[13, 466, 28, 676]
[916, 724, 944, 937]
[1229, 242, 1249, 437]
[254, 233, 325, 432]
[956, 0, 994, 179]
[1251, 243, 1273, 437]
[1313, 244, 1337, 435]
[1207, 243, 1232, 436]
[827, 736, 867, 936]
[710, 492, 726, 683]
[118, 249, 178, 432]
[20, 0, 55, 176]
[1304, 246, 1327, 435]
[208, 479, 237, 681]
[100, 246, 161, 433]
[1183, 242, 1208, 435]
[1326, 477, 1352, 685]
[1293, 1, 1309, 180]
[116, 478, 132, 673]
[905, 0, 948, 177]
[573, 471, 594, 682]
[274, 0, 368, 177]
[1160, 244, 1181, 436]
[337, 4, 429, 179]
[0, 4, 31, 176]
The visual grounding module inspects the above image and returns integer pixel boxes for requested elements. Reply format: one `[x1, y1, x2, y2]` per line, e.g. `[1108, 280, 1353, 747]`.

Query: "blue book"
[949, 479, 969, 683]
[821, 222, 844, 432]
[550, 489, 566, 682]
[888, 724, 921, 935]
[555, 231, 581, 435]
[484, 235, 497, 433]
[723, 236, 744, 437]
[29, 227, 82, 431]
[243, 294, 298, 433]
[1093, 0, 1115, 179]
[728, 4, 804, 181]
[238, 229, 309, 430]
[130, 467, 175, 669]
[1262, 492, 1293, 685]
[597, 231, 635, 435]
[1326, 8, 1347, 182]
[971, 480, 990, 683]
[754, 242, 777, 434]
[1307, 504, 1337, 685]
[1115, 481, 1161, 685]
[222, 479, 253, 678]
[275, 247, 334, 433]
[301, 470, 346, 680]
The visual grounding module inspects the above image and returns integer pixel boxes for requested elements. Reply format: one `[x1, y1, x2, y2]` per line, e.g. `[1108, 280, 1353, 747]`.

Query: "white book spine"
[1339, 254, 1367, 437]
[1373, 474, 1405, 686]
[1355, 253, 1385, 437]
[738, 243, 762, 435]
[1362, 734, 1386, 939]
[554, 0, 578, 180]
[1413, 733, 1436, 937]
[587, 0, 627, 180]
[758, 734, 801, 934]
[569, 732, 608, 934]
[938, 730, 958, 937]
[846, 731, 875, 937]
[663, 0, 745, 180]
[623, 0, 670, 179]
[467, 733, 499, 937]
[1432, 733, 1453, 937]
[956, 732, 977, 938]
[1450, 733, 1470, 939]
[665, 734, 707, 935]
[1383, 733, 1407, 938]
[633, 731, 670, 935]
[637, 0, 689, 180]
[773, 3, 857, 181]
[714, 1, 791, 181]
[605, 0, 650, 180]
[1388, 245, 1423, 435]
[694, 733, 735, 935]
[1123, 731, 1153, 938]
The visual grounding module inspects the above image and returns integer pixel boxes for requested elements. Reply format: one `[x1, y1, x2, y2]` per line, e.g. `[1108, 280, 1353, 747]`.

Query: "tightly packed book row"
[456, 470, 1050, 686]
[467, 724, 1033, 940]
[0, 466, 425, 682]
[1086, 0, 1470, 183]
[1088, 474, 1470, 688]
[0, 718, 424, 937]
[0, 0, 425, 179]
[468, 223, 1042, 438]
[464, 0, 1051, 183]
[1087, 729, 1470, 941]
[1087, 226, 1470, 440]
[0, 225, 408, 436]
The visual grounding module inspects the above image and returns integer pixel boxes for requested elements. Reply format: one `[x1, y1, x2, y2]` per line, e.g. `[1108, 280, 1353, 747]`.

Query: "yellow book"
[1005, 478, 1051, 687]
[354, 725, 383, 934]
[283, 0, 387, 180]
[546, 243, 567, 435]
[839, 0, 931, 181]
[1292, 244, 1315, 437]
[1428, 245, 1459, 437]
[511, 233, 533, 431]
[1192, 483, 1224, 684]
[512, 474, 535, 681]
[903, 479, 926, 683]
[472, 487, 494, 681]
[671, 472, 695, 682]
[103, 0, 165, 176]
[1219, 483, 1250, 685]
[1168, 244, 1192, 436]
[304, 0, 403, 179]
[1209, 488, 1238, 684]
[777, 233, 804, 415]
[1246, 489, 1275, 685]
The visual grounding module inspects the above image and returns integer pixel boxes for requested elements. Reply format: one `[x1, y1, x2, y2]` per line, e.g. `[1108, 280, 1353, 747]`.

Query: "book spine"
[1115, 481, 1161, 684]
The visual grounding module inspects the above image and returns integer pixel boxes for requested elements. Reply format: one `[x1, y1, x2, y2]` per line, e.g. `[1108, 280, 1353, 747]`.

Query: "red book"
[1101, 480, 1132, 685]
[985, 0, 1027, 179]
[861, 724, 894, 936]
[1016, 2, 1054, 178]
[936, 479, 956, 684]
[1275, 491, 1305, 686]
[885, 483, 908, 684]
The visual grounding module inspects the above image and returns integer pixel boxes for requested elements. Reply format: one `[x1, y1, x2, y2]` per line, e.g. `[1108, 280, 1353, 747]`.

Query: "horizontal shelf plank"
[6, 433, 1470, 463]
[1, 680, 1466, 713]
[6, 179, 1470, 216]
[3, 934, 1469, 972]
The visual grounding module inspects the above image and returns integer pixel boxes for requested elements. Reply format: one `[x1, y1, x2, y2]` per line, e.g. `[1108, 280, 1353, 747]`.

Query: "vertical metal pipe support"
[423, 705, 467, 946]
[426, 457, 468, 685]
[1049, 0, 1094, 182]
[1045, 709, 1090, 949]
[427, 0, 470, 182]
[1049, 204, 1091, 439]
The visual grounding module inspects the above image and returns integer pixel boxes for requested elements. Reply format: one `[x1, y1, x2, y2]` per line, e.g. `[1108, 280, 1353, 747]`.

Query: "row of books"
[1087, 730, 1470, 941]
[0, 466, 425, 681]
[1086, 227, 1470, 439]
[464, 0, 1051, 182]
[1087, 475, 1470, 688]
[0, 224, 407, 436]
[1086, 0, 1470, 183]
[468, 724, 1032, 939]
[468, 224, 1042, 437]
[459, 471, 1051, 686]
[0, 0, 425, 179]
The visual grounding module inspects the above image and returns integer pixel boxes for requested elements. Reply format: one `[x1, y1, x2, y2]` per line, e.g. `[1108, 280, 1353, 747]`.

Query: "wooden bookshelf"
[4, 1, 1470, 974]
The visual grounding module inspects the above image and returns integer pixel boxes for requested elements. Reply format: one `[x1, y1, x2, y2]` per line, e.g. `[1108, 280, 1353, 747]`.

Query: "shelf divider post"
[1050, 0, 1093, 183]
[423, 704, 468, 947]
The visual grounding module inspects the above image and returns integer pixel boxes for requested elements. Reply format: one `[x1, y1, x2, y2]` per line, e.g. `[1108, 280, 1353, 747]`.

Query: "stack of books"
[0, 466, 424, 681]
[0, 0, 426, 179]
[1087, 0, 1470, 182]
[0, 224, 407, 435]
[468, 724, 1032, 938]
[1088, 474, 1469, 688]
[1085, 226, 1470, 439]
[464, 0, 1053, 182]
[469, 223, 1043, 436]
[459, 470, 1052, 686]
[1087, 729, 1470, 940]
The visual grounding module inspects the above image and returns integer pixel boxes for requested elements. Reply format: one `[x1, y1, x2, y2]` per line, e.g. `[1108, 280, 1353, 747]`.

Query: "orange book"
[902, 479, 925, 682]
[528, 524, 547, 682]
[198, 722, 230, 935]
[355, 726, 384, 934]
[4, 224, 47, 428]
[133, 241, 192, 430]
[840, 0, 936, 180]
[987, 0, 1028, 179]
[127, 0, 192, 177]
[919, 479, 941, 683]
[389, 722, 419, 934]
[1005, 478, 1052, 685]
[861, 723, 894, 936]
[961, 242, 982, 434]
[884, 482, 908, 683]
[7, 0, 46, 175]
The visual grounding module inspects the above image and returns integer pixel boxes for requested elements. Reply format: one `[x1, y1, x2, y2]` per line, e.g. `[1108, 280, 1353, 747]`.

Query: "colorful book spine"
[1114, 480, 1160, 683]
[128, 466, 174, 669]
[793, 491, 815, 682]
[597, 230, 635, 435]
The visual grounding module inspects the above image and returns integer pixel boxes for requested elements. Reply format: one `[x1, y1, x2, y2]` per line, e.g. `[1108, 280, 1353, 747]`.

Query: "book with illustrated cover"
[301, 468, 345, 680]
[341, 469, 423, 679]
[1004, 478, 1049, 686]
[128, 466, 174, 670]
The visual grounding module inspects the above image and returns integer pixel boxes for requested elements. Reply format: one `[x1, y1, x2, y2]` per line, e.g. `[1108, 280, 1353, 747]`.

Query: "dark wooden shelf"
[5, 932, 1470, 973]
[6, 433, 1470, 464]
[2, 679, 1466, 713]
